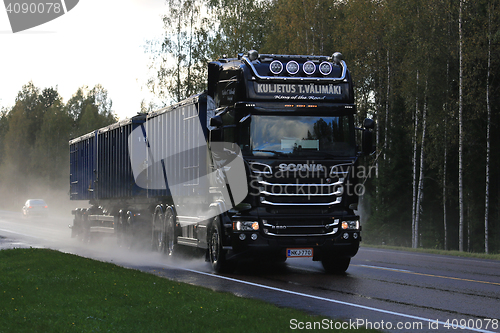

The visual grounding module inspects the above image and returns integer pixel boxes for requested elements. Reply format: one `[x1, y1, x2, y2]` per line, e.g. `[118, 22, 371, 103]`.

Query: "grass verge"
[362, 244, 500, 261]
[0, 248, 378, 333]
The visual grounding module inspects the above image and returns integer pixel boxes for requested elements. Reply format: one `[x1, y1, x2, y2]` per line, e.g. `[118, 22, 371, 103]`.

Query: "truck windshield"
[240, 115, 355, 157]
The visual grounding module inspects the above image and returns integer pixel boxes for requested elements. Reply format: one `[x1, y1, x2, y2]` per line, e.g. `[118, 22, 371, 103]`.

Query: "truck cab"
[206, 51, 374, 273]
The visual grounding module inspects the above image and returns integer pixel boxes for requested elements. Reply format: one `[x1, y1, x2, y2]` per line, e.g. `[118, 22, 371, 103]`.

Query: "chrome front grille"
[262, 217, 340, 236]
[258, 178, 345, 206]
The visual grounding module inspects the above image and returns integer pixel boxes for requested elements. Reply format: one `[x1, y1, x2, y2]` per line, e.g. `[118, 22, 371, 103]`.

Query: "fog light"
[353, 232, 358, 240]
[343, 232, 349, 239]
[251, 233, 258, 241]
[239, 233, 246, 241]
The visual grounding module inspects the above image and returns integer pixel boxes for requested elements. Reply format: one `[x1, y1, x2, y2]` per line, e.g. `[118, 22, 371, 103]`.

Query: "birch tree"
[484, 1, 492, 254]
[412, 71, 420, 249]
[458, 0, 465, 252]
[148, 0, 210, 103]
[414, 80, 429, 248]
[384, 49, 390, 161]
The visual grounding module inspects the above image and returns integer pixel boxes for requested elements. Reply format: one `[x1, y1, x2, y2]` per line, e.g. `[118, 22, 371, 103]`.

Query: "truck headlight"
[233, 221, 259, 231]
[341, 220, 360, 230]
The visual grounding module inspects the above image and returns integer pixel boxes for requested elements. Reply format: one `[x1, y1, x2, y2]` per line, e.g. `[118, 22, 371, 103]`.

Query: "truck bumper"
[228, 231, 360, 261]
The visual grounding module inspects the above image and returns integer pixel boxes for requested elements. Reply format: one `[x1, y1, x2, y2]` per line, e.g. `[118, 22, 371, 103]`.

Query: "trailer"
[70, 51, 374, 273]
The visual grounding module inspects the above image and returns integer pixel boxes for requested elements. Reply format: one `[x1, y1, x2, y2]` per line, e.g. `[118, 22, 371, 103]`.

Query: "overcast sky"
[0, 0, 167, 120]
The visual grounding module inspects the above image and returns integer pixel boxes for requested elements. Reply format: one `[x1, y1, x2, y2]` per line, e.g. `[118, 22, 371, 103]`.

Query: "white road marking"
[160, 263, 497, 333]
[357, 264, 413, 272]
[361, 247, 500, 265]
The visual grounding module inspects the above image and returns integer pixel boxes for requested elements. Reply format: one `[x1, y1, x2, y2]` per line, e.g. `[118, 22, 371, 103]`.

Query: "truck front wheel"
[321, 256, 350, 274]
[208, 216, 233, 273]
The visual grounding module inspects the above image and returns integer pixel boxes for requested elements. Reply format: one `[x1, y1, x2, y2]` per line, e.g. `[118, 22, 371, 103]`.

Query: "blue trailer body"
[69, 131, 97, 201]
[69, 115, 147, 202]
[96, 115, 147, 200]
[69, 93, 212, 203]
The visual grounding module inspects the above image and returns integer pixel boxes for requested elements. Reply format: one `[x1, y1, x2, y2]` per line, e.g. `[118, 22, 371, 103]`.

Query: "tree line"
[1, 0, 497, 252]
[148, 0, 500, 253]
[0, 82, 116, 209]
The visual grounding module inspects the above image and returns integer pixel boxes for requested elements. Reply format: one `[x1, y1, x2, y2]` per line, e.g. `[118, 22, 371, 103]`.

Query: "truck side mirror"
[363, 118, 374, 129]
[362, 130, 374, 155]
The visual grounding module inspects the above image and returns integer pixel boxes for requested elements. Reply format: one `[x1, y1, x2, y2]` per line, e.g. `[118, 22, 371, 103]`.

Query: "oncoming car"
[22, 199, 49, 218]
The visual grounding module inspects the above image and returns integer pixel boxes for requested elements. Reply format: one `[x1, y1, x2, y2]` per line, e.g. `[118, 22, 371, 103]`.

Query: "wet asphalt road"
[1, 209, 499, 333]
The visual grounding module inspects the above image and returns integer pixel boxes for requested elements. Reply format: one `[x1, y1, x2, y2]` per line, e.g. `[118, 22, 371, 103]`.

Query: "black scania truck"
[69, 50, 374, 273]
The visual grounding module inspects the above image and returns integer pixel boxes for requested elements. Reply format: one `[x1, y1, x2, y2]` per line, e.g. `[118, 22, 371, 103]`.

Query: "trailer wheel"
[81, 210, 91, 243]
[71, 211, 81, 238]
[116, 212, 126, 246]
[152, 207, 165, 253]
[321, 256, 350, 274]
[208, 216, 233, 273]
[124, 212, 135, 248]
[164, 207, 178, 257]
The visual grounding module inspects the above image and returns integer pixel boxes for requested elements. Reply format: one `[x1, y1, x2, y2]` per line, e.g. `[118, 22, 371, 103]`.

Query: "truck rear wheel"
[164, 207, 178, 257]
[116, 212, 126, 247]
[208, 216, 233, 273]
[152, 207, 166, 253]
[152, 206, 179, 256]
[81, 209, 91, 243]
[321, 256, 350, 274]
[71, 211, 82, 238]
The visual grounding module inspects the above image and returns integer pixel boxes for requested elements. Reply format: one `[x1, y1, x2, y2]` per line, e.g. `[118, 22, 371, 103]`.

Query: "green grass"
[362, 244, 500, 260]
[0, 248, 378, 333]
